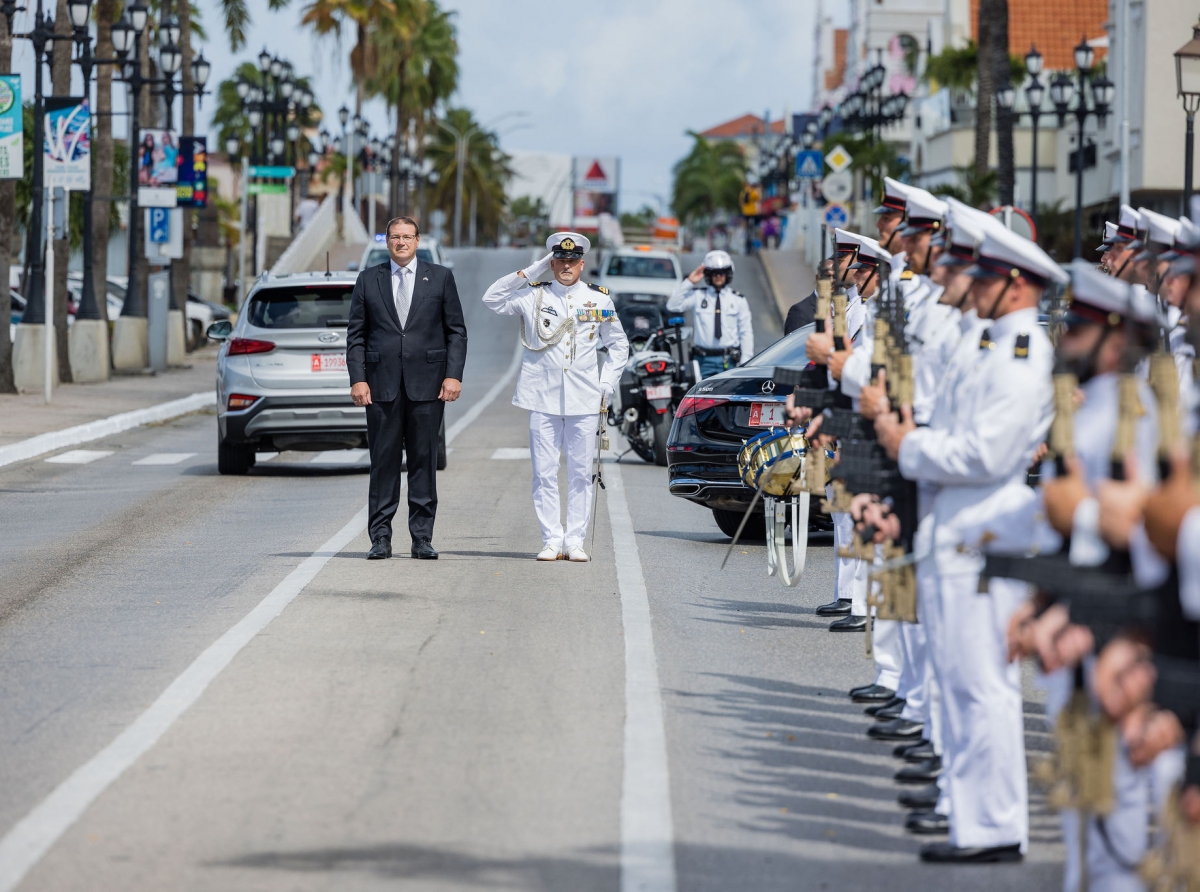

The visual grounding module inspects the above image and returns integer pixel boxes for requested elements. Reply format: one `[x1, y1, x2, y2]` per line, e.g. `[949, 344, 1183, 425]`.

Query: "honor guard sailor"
[483, 232, 630, 562]
[668, 250, 754, 377]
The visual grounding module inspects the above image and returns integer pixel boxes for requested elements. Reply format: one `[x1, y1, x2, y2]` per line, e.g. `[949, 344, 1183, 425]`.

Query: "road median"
[757, 249, 815, 323]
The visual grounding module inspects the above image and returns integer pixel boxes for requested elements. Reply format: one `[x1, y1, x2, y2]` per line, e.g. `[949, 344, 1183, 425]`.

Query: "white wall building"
[505, 151, 574, 230]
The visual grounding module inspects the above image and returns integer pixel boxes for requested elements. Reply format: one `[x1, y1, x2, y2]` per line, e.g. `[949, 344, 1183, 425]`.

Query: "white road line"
[256, 451, 280, 462]
[605, 463, 677, 892]
[0, 335, 524, 891]
[131, 453, 197, 466]
[309, 449, 369, 464]
[0, 507, 368, 892]
[44, 450, 114, 465]
[0, 392, 214, 469]
[490, 447, 530, 460]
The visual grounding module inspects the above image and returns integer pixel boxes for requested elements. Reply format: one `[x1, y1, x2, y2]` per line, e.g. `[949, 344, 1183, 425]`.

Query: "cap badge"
[560, 237, 576, 251]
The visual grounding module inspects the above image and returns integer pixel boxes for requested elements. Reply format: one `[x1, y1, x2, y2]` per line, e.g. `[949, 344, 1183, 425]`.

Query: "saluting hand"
[687, 264, 705, 284]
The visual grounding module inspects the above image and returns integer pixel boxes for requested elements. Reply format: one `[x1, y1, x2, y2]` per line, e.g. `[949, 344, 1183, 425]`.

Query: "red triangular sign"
[584, 160, 607, 182]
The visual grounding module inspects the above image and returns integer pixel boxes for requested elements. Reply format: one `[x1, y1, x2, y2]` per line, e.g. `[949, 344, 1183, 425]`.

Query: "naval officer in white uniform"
[483, 232, 630, 562]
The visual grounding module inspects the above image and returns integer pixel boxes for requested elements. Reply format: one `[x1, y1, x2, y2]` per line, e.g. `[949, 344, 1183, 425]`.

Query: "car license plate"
[645, 384, 671, 400]
[749, 402, 787, 427]
[311, 352, 347, 372]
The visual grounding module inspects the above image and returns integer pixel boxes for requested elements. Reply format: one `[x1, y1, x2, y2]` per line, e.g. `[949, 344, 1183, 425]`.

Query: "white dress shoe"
[537, 545, 562, 561]
[566, 546, 589, 562]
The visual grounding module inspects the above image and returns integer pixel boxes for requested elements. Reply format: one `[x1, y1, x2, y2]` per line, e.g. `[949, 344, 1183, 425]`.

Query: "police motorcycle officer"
[667, 250, 754, 379]
[482, 232, 630, 562]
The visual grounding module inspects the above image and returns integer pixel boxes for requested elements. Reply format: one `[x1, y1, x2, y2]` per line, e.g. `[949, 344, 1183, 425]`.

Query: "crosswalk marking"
[491, 447, 531, 460]
[309, 449, 369, 464]
[45, 450, 114, 465]
[132, 453, 197, 466]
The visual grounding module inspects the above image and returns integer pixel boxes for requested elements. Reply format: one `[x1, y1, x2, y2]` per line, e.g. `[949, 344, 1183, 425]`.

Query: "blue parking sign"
[795, 150, 823, 179]
[149, 207, 169, 244]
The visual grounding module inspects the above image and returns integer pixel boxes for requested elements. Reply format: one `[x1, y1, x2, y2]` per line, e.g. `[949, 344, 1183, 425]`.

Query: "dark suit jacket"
[346, 260, 468, 402]
[784, 290, 817, 335]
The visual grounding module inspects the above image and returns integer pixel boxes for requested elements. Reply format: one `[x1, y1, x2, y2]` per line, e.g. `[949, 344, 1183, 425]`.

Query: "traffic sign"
[825, 144, 853, 173]
[249, 165, 295, 179]
[795, 150, 823, 179]
[248, 182, 289, 195]
[821, 170, 853, 203]
[823, 202, 849, 228]
[148, 207, 169, 243]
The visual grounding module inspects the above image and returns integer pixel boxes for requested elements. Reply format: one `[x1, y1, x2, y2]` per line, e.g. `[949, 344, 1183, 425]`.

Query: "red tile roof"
[970, 0, 1108, 71]
[825, 29, 849, 92]
[699, 114, 787, 140]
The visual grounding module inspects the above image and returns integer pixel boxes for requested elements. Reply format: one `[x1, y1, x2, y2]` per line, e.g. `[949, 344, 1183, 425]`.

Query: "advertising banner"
[572, 156, 619, 231]
[0, 75, 21, 180]
[44, 96, 90, 189]
[176, 135, 208, 207]
[137, 128, 181, 187]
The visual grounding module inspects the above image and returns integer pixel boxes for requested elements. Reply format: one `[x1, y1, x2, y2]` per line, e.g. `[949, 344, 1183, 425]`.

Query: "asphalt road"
[0, 248, 1061, 891]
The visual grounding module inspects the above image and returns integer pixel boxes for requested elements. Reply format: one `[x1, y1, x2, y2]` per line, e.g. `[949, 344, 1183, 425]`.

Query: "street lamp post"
[995, 45, 1046, 228]
[1051, 36, 1114, 258]
[1173, 18, 1200, 212]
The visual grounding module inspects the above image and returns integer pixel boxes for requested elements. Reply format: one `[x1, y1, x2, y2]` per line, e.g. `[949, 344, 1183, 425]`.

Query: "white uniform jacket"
[666, 281, 754, 359]
[484, 272, 629, 416]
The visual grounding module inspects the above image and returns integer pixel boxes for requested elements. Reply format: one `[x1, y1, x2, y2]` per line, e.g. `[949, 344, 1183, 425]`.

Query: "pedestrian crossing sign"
[795, 150, 823, 179]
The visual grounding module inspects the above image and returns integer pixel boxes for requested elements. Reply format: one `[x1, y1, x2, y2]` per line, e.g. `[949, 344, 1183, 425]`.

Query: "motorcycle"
[614, 312, 695, 466]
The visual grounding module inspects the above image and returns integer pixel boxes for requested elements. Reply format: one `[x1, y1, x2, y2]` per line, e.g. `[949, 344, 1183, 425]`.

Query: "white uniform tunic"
[666, 281, 754, 358]
[483, 271, 630, 549]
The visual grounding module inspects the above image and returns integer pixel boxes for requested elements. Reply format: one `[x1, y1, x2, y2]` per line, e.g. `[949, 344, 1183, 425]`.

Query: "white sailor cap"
[899, 189, 947, 237]
[938, 198, 1002, 266]
[1134, 209, 1182, 260]
[547, 231, 590, 258]
[1096, 221, 1119, 253]
[1114, 204, 1143, 246]
[1066, 259, 1153, 327]
[873, 176, 911, 215]
[848, 234, 893, 269]
[1160, 217, 1198, 261]
[968, 225, 1069, 287]
[833, 228, 861, 258]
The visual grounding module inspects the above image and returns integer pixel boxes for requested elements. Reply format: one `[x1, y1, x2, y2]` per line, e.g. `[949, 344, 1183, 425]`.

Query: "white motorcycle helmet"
[702, 250, 734, 288]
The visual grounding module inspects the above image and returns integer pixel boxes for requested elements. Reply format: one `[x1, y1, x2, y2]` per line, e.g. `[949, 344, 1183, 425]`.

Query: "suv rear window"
[605, 256, 677, 279]
[246, 286, 354, 328]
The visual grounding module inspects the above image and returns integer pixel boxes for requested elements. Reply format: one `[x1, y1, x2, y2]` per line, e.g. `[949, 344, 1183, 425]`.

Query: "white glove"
[600, 382, 614, 401]
[522, 252, 553, 281]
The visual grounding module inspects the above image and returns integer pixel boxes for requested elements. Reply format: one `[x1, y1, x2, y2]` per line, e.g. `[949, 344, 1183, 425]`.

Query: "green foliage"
[507, 195, 548, 244]
[215, 0, 250, 49]
[363, 0, 458, 123]
[619, 205, 657, 229]
[670, 132, 746, 225]
[212, 62, 321, 157]
[426, 107, 513, 243]
[923, 40, 1027, 91]
[928, 165, 999, 208]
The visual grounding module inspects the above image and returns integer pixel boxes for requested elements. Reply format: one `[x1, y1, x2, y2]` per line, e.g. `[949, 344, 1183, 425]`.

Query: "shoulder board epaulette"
[979, 329, 994, 350]
[587, 282, 609, 295]
[901, 270, 914, 280]
[528, 281, 550, 288]
[1014, 333, 1030, 359]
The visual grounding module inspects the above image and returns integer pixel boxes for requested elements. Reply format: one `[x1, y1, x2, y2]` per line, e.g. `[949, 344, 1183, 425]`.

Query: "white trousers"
[936, 572, 1029, 850]
[832, 510, 870, 614]
[530, 411, 598, 549]
[897, 619, 929, 724]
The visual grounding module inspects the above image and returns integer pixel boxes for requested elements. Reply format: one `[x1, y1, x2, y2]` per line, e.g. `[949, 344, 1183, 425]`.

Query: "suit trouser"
[365, 391, 443, 543]
[530, 411, 597, 549]
[936, 572, 1029, 850]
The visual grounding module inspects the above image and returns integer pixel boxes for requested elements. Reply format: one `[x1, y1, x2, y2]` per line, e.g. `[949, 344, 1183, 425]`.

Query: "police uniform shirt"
[666, 280, 754, 358]
[483, 271, 630, 416]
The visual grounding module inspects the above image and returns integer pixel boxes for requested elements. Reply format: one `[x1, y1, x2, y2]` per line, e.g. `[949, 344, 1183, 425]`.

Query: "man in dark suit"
[346, 216, 468, 560]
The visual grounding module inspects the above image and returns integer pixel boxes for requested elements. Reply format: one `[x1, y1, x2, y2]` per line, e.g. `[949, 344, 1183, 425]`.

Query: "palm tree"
[212, 63, 321, 155]
[670, 132, 746, 225]
[425, 107, 512, 244]
[299, 0, 396, 114]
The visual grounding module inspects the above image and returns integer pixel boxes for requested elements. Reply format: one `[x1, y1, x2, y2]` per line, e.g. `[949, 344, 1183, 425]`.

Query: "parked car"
[595, 246, 681, 306]
[68, 273, 216, 349]
[9, 289, 25, 339]
[353, 237, 452, 272]
[665, 324, 830, 538]
[207, 270, 447, 474]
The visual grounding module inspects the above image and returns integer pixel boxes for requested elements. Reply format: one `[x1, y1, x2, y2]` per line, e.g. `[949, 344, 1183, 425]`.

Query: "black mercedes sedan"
[666, 324, 831, 538]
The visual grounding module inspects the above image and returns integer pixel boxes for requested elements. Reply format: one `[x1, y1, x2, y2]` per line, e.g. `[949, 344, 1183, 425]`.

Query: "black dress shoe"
[919, 842, 1022, 864]
[873, 700, 907, 721]
[902, 741, 936, 763]
[867, 718, 924, 741]
[893, 739, 930, 758]
[367, 538, 392, 560]
[829, 614, 867, 632]
[411, 538, 438, 560]
[905, 809, 949, 835]
[898, 783, 940, 810]
[815, 598, 852, 617]
[849, 683, 896, 703]
[866, 696, 905, 716]
[895, 756, 942, 784]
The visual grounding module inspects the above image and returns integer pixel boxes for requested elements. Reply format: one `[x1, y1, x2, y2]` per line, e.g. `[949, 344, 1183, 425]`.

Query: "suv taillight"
[227, 337, 275, 355]
[675, 396, 729, 418]
[228, 393, 259, 410]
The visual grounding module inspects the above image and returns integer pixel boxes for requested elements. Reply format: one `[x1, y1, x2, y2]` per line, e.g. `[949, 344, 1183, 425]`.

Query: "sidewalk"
[758, 249, 815, 321]
[0, 346, 219, 448]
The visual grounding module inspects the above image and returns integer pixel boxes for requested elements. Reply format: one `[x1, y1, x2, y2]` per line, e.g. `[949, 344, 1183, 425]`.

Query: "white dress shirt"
[390, 256, 418, 326]
[666, 281, 754, 358]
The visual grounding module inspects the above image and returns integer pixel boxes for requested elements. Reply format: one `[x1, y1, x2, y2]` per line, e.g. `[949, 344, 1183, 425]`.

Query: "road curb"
[0, 391, 216, 469]
[756, 251, 793, 323]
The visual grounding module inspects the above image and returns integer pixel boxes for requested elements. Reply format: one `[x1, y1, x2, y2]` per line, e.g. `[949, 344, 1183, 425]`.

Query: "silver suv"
[207, 271, 447, 475]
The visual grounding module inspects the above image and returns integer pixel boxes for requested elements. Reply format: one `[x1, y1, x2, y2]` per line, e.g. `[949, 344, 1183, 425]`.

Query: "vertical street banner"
[0, 75, 21, 180]
[572, 156, 619, 231]
[44, 97, 90, 189]
[137, 129, 181, 187]
[177, 136, 208, 207]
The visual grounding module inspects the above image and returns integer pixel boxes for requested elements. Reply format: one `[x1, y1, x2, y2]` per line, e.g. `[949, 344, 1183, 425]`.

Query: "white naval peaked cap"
[848, 233, 892, 268]
[1067, 259, 1152, 325]
[1097, 221, 1119, 252]
[547, 231, 590, 257]
[1114, 204, 1142, 243]
[971, 224, 1070, 286]
[874, 176, 912, 214]
[899, 189, 948, 235]
[1136, 208, 1182, 255]
[833, 227, 862, 256]
[703, 249, 734, 270]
